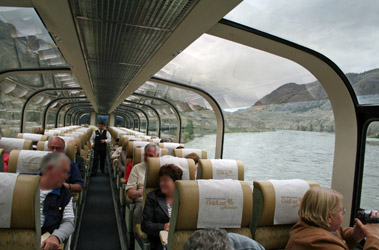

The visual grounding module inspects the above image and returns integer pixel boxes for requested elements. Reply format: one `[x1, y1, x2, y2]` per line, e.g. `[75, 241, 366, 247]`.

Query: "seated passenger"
[4, 152, 9, 172]
[141, 164, 183, 250]
[48, 137, 83, 192]
[125, 144, 160, 226]
[185, 152, 200, 180]
[40, 153, 75, 250]
[160, 138, 173, 143]
[69, 140, 86, 178]
[184, 228, 265, 250]
[286, 187, 379, 250]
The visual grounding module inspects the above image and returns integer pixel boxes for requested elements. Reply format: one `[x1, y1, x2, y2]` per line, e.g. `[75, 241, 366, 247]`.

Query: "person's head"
[48, 137, 65, 152]
[160, 138, 173, 143]
[69, 140, 79, 154]
[184, 228, 233, 250]
[98, 122, 105, 130]
[159, 164, 183, 196]
[176, 146, 184, 149]
[185, 153, 200, 179]
[33, 127, 44, 135]
[40, 152, 70, 188]
[143, 144, 160, 163]
[299, 187, 344, 231]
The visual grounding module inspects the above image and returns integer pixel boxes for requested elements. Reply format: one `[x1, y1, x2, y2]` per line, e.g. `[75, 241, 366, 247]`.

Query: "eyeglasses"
[48, 146, 63, 151]
[336, 207, 346, 215]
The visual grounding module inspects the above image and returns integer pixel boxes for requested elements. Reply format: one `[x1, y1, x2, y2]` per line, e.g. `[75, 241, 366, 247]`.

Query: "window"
[79, 113, 90, 125]
[97, 115, 109, 125]
[361, 122, 379, 209]
[115, 115, 125, 127]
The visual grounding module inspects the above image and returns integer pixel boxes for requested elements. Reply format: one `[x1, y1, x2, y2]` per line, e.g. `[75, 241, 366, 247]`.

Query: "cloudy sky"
[156, 0, 379, 109]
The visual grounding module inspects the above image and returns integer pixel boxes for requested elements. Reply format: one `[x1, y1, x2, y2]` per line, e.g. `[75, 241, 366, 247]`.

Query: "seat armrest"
[72, 192, 80, 202]
[125, 191, 135, 204]
[135, 224, 148, 239]
[159, 230, 168, 246]
[120, 178, 126, 184]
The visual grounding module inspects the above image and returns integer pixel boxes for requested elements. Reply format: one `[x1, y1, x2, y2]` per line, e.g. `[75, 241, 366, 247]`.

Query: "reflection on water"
[186, 131, 379, 209]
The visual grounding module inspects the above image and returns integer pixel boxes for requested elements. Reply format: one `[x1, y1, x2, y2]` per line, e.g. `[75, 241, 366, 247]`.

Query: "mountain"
[254, 68, 379, 106]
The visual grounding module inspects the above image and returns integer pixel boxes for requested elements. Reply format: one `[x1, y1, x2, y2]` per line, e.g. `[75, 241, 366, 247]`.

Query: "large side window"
[361, 122, 379, 209]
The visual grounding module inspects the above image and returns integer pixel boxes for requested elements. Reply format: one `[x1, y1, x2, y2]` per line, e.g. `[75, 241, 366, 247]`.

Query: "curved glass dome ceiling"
[224, 0, 379, 105]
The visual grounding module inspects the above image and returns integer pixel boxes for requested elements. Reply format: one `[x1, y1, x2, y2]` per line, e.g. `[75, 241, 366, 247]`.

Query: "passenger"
[69, 140, 86, 178]
[40, 153, 74, 250]
[141, 164, 183, 250]
[90, 122, 111, 176]
[286, 187, 379, 250]
[160, 138, 173, 143]
[176, 146, 184, 149]
[125, 144, 160, 227]
[184, 228, 265, 250]
[184, 152, 200, 180]
[48, 137, 83, 192]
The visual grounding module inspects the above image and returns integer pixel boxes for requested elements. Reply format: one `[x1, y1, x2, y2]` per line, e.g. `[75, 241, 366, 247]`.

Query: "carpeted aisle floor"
[76, 172, 121, 250]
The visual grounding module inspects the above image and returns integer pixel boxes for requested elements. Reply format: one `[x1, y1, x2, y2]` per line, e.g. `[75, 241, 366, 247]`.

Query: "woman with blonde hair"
[286, 187, 379, 250]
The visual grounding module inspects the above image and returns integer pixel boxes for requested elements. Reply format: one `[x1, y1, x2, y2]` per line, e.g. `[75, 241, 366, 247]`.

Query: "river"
[186, 130, 379, 209]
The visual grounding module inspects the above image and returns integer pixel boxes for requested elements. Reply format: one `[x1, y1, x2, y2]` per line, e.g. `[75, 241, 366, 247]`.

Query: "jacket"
[286, 218, 379, 250]
[141, 189, 170, 250]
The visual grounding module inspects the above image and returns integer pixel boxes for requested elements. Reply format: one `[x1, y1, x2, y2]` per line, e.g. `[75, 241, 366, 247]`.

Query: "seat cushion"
[0, 229, 38, 250]
[254, 225, 293, 250]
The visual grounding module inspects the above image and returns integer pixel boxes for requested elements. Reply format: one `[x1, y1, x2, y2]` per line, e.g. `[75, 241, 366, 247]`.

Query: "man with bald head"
[48, 137, 83, 192]
[40, 153, 74, 250]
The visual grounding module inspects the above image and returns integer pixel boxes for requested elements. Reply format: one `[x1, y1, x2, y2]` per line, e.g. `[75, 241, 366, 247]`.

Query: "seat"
[134, 156, 196, 250]
[174, 148, 207, 159]
[0, 173, 41, 250]
[149, 138, 161, 144]
[7, 150, 50, 174]
[0, 137, 33, 151]
[133, 147, 168, 166]
[35, 141, 76, 162]
[166, 179, 253, 250]
[127, 141, 151, 159]
[17, 133, 49, 142]
[198, 159, 244, 180]
[251, 180, 320, 249]
[158, 143, 185, 156]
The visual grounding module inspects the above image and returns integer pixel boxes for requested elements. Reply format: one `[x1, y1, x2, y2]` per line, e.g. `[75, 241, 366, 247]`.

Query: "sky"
[155, 0, 379, 110]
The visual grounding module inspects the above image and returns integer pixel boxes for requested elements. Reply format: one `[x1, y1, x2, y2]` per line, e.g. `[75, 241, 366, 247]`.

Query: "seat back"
[149, 138, 161, 145]
[126, 141, 151, 158]
[198, 159, 244, 180]
[36, 141, 75, 161]
[251, 180, 319, 249]
[133, 147, 168, 165]
[158, 143, 184, 156]
[0, 137, 33, 152]
[17, 133, 49, 142]
[144, 157, 196, 202]
[0, 173, 41, 250]
[167, 180, 253, 250]
[174, 148, 207, 159]
[7, 150, 51, 173]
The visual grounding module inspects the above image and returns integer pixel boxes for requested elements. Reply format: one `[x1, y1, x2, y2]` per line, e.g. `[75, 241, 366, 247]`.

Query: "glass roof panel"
[225, 0, 379, 105]
[0, 7, 68, 70]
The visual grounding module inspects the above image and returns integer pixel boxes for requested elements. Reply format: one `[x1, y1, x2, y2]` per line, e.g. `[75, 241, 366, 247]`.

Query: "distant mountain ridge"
[254, 68, 379, 106]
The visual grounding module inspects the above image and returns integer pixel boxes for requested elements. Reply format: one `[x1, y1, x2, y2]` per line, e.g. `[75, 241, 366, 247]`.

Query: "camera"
[356, 209, 379, 224]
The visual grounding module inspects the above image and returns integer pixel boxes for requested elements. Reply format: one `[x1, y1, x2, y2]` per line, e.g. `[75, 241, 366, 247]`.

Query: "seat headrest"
[253, 180, 320, 226]
[158, 143, 185, 155]
[126, 141, 151, 158]
[174, 148, 207, 159]
[0, 137, 33, 152]
[149, 138, 161, 144]
[146, 157, 196, 188]
[17, 133, 48, 142]
[198, 159, 244, 180]
[8, 150, 50, 173]
[0, 173, 40, 229]
[133, 147, 168, 165]
[172, 180, 252, 230]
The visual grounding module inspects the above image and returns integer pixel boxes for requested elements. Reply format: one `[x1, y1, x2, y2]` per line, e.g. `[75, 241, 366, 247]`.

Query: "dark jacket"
[141, 189, 170, 250]
[42, 185, 72, 234]
[66, 161, 84, 187]
[94, 130, 107, 151]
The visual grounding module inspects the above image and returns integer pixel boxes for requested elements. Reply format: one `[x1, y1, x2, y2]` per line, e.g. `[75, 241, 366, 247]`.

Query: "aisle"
[76, 172, 121, 250]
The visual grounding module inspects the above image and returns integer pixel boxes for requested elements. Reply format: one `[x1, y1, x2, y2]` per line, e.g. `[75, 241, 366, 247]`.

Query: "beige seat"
[0, 173, 41, 250]
[133, 147, 168, 165]
[174, 148, 207, 159]
[198, 159, 244, 180]
[135, 156, 196, 250]
[35, 141, 76, 161]
[127, 141, 151, 159]
[166, 180, 253, 250]
[149, 138, 161, 144]
[158, 143, 184, 156]
[7, 150, 51, 174]
[251, 180, 319, 249]
[17, 133, 49, 142]
[0, 137, 33, 152]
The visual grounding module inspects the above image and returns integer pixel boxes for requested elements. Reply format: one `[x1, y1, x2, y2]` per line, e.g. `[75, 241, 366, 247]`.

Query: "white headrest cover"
[211, 159, 238, 180]
[21, 133, 43, 142]
[17, 150, 50, 173]
[0, 173, 19, 228]
[0, 138, 25, 150]
[182, 148, 202, 158]
[159, 155, 189, 180]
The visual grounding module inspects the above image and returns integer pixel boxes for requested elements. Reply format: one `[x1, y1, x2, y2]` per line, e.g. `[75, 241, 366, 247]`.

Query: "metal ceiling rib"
[71, 0, 198, 113]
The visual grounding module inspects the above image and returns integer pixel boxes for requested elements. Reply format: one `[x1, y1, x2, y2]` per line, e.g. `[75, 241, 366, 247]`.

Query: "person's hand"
[354, 210, 379, 238]
[40, 235, 60, 250]
[63, 183, 69, 189]
[100, 139, 105, 143]
[138, 189, 143, 197]
[89, 144, 93, 149]
[164, 223, 170, 231]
